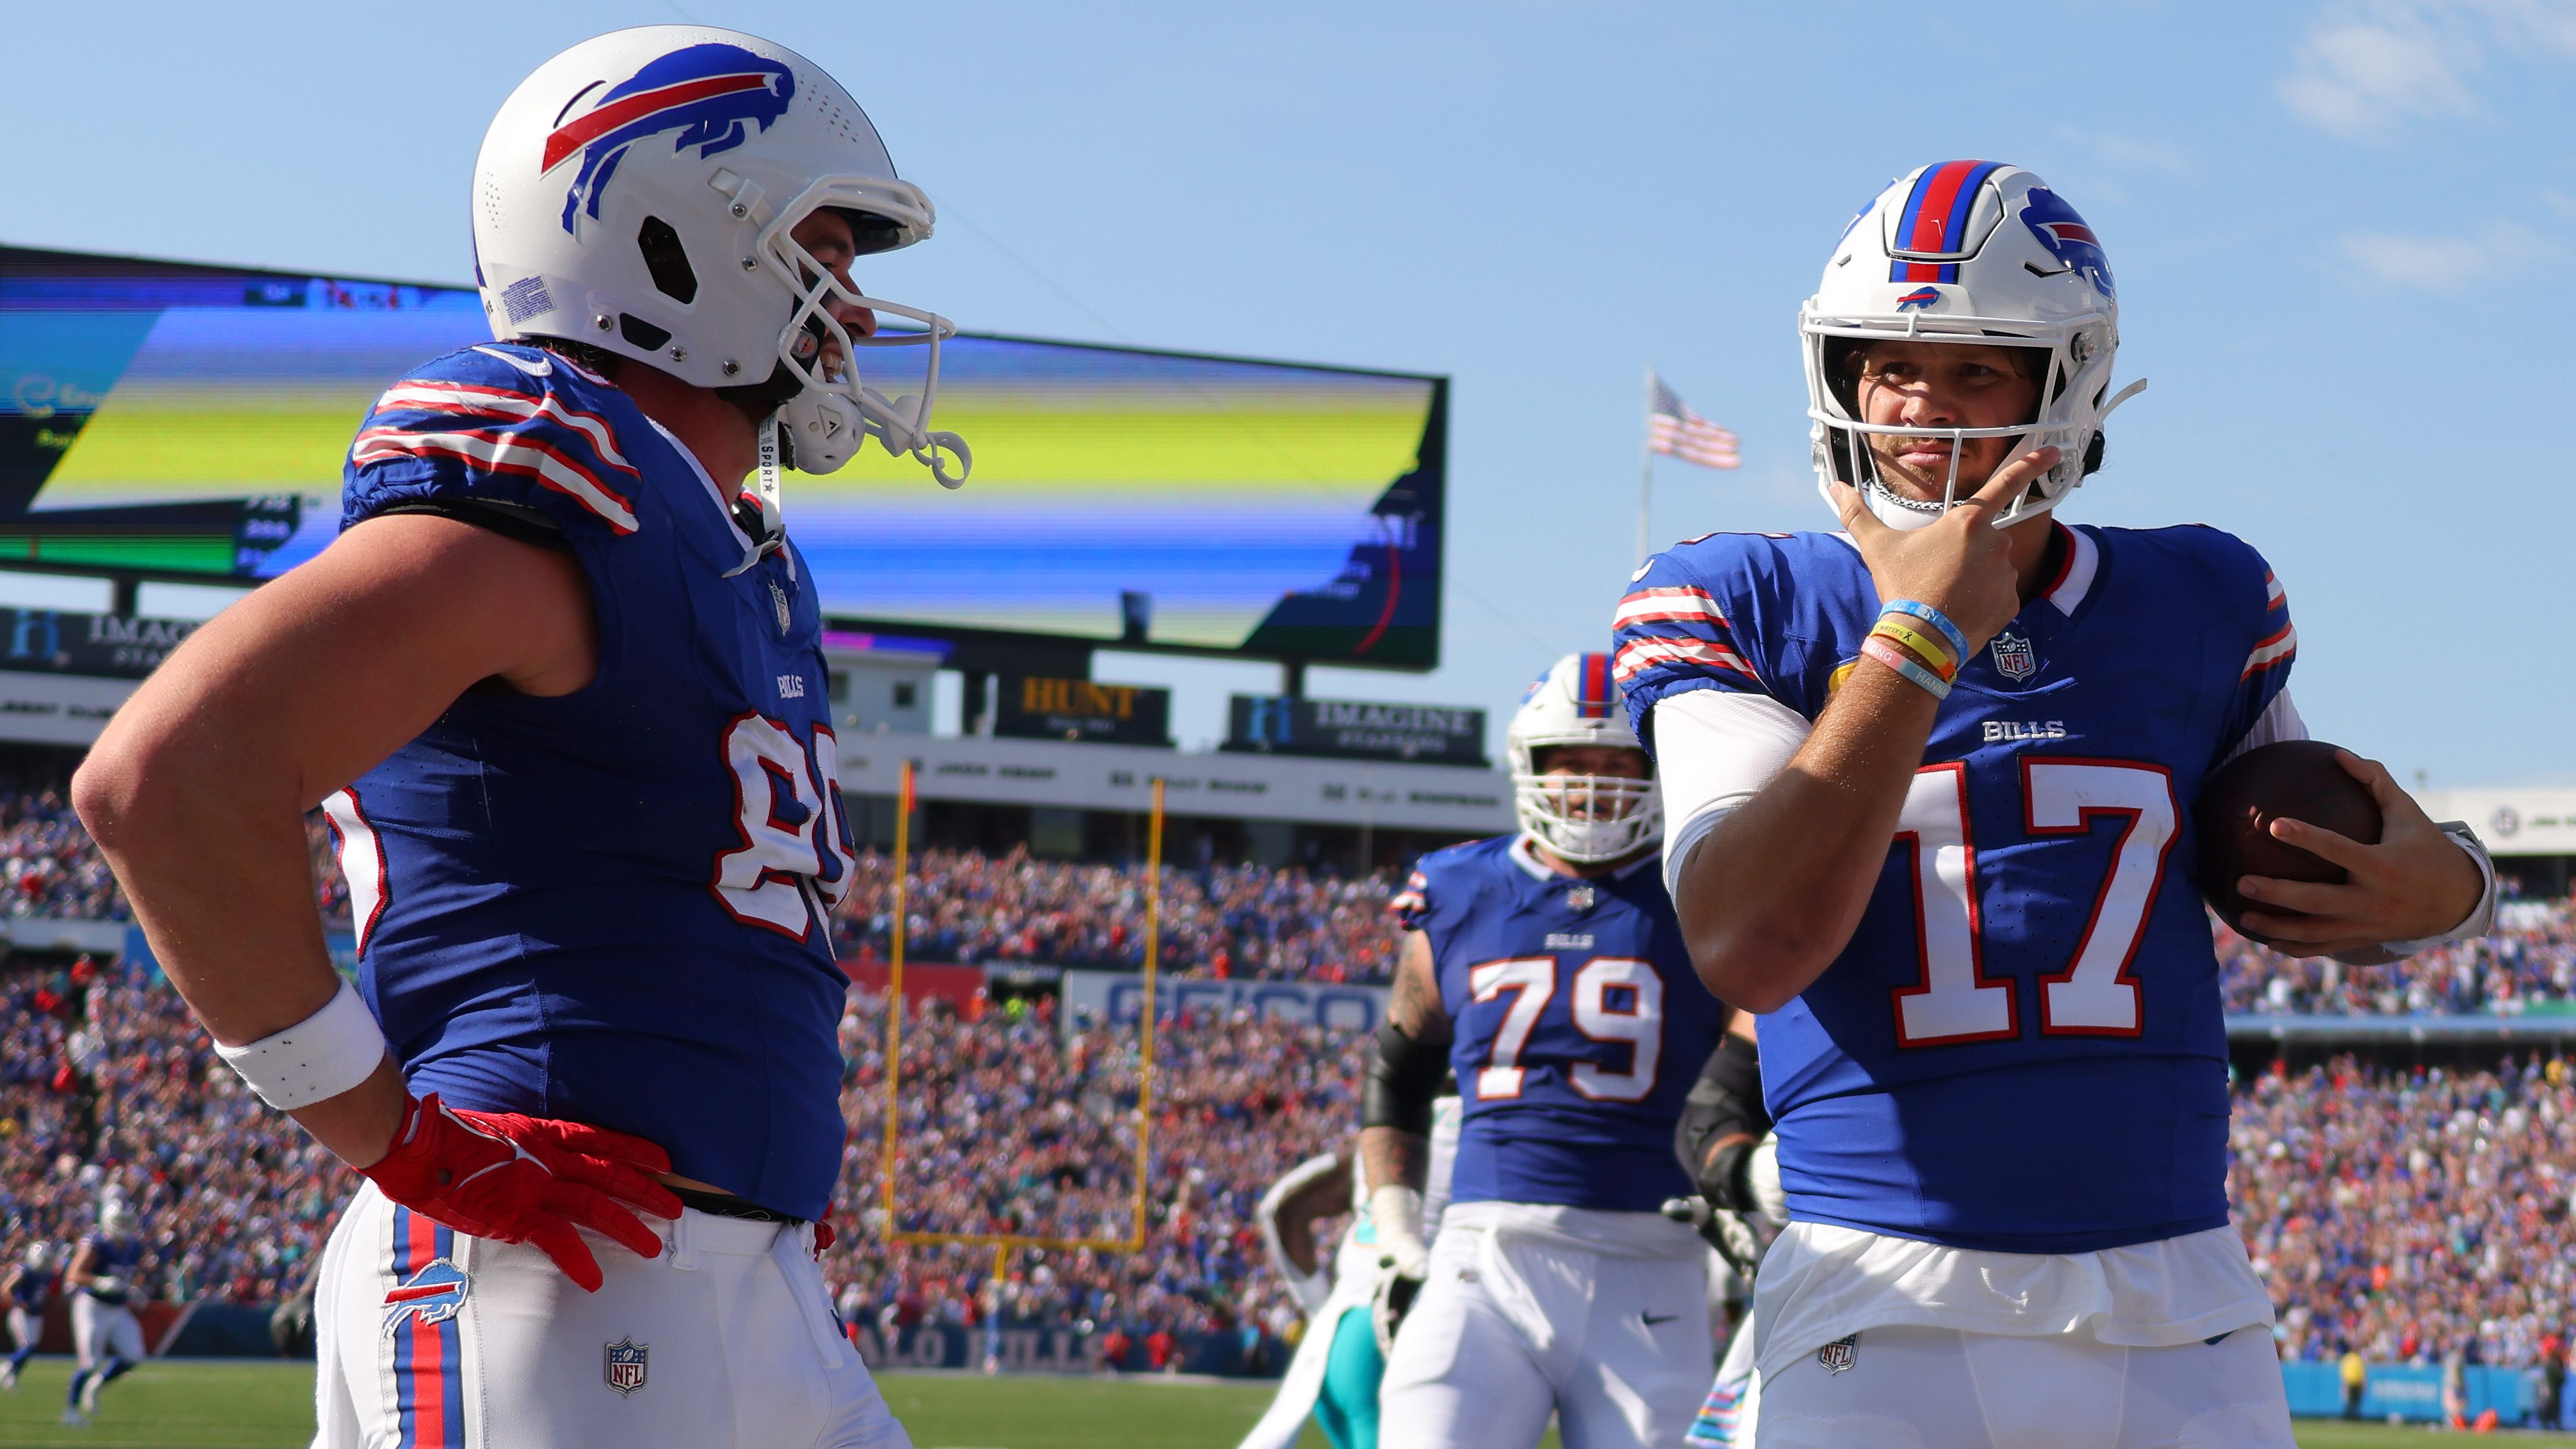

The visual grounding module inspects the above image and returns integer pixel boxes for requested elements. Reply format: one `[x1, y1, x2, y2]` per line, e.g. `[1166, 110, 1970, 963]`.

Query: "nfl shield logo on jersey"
[1817, 1333, 1859, 1373]
[605, 1337, 649, 1395]
[1564, 883, 1596, 912]
[1989, 629, 2038, 683]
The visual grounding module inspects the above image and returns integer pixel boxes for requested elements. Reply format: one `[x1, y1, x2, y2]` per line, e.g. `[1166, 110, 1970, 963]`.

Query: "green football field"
[0, 1358, 2562, 1448]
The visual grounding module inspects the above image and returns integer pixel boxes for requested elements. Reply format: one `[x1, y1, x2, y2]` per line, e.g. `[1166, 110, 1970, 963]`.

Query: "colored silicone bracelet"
[1869, 619, 1958, 680]
[1860, 636, 1953, 701]
[1883, 600, 1970, 663]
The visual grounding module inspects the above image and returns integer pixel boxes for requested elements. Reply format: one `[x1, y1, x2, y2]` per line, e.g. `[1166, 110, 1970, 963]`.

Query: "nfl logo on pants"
[605, 1338, 648, 1395]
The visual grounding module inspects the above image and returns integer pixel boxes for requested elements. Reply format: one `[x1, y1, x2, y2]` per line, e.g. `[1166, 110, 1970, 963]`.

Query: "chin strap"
[721, 416, 791, 579]
[862, 388, 972, 489]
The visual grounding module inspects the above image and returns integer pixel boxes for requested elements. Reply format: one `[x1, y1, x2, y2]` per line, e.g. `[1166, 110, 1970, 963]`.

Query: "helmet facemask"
[1511, 755, 1662, 865]
[758, 182, 968, 491]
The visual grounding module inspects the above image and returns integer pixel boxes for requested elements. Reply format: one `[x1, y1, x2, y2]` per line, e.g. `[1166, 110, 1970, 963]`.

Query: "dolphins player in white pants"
[1238, 1098, 1459, 1449]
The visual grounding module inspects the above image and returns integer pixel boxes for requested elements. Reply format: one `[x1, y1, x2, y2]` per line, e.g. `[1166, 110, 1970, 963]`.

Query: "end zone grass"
[3, 1357, 2565, 1447]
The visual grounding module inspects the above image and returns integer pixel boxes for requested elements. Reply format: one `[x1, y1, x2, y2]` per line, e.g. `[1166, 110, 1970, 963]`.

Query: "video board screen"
[1, 246, 1447, 668]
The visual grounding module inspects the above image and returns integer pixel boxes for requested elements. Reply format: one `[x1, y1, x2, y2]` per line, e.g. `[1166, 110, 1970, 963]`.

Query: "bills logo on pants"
[383, 1209, 467, 1448]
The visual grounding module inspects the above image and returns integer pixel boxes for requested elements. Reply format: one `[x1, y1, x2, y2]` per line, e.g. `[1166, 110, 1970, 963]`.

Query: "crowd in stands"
[828, 990, 1357, 1344]
[0, 788, 125, 922]
[0, 956, 354, 1308]
[2237, 1054, 2576, 1372]
[833, 847, 1406, 984]
[2218, 900, 2576, 1016]
[25, 957, 2576, 1373]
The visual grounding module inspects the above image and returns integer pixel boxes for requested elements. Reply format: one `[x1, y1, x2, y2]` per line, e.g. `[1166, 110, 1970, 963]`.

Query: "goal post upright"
[874, 768, 1166, 1258]
[878, 759, 914, 1233]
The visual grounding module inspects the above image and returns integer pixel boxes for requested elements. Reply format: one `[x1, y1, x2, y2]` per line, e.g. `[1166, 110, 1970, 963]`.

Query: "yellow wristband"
[1870, 619, 1958, 680]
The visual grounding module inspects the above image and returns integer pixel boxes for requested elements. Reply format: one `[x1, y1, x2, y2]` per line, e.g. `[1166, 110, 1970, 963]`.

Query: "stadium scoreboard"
[1, 245, 1450, 670]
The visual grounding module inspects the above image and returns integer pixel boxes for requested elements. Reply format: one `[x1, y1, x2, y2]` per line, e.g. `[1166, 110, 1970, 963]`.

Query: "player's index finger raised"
[1964, 445, 2060, 511]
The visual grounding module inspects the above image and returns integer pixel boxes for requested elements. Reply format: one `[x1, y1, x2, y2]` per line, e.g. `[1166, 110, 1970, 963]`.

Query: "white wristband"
[212, 978, 390, 1110]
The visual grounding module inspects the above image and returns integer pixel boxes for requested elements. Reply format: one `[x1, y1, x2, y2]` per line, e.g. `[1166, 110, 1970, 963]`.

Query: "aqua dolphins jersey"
[330, 343, 858, 1219]
[1395, 834, 1726, 1212]
[1612, 522, 2294, 1253]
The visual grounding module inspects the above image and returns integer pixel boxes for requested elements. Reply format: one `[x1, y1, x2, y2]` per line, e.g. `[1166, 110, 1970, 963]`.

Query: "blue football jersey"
[328, 344, 858, 1218]
[9, 1267, 53, 1311]
[1395, 834, 1726, 1212]
[1613, 521, 2294, 1253]
[78, 1233, 142, 1304]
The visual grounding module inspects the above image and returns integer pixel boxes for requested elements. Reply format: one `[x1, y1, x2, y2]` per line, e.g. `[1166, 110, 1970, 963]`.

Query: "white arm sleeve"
[2215, 688, 2497, 953]
[1653, 689, 1814, 897]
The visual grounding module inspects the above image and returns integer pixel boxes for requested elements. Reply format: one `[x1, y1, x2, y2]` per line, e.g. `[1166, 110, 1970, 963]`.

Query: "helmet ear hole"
[2082, 431, 2106, 476]
[637, 216, 699, 304]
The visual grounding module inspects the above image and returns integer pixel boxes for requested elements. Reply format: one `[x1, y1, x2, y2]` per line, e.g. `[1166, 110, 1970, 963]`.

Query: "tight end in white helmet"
[472, 26, 968, 501]
[1803, 160, 2147, 532]
[1507, 653, 1661, 864]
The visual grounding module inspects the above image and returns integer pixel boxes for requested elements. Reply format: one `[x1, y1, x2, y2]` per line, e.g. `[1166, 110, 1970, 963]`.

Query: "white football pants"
[71, 1294, 143, 1368]
[7, 1304, 38, 1353]
[313, 1182, 910, 1449]
[1378, 1217, 1712, 1449]
[1755, 1322, 2295, 1448]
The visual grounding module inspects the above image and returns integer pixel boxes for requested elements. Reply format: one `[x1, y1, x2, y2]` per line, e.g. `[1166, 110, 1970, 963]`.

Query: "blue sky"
[6, 1, 2568, 783]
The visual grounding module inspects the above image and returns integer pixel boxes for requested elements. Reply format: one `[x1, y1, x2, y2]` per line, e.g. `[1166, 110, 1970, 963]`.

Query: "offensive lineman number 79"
[1892, 757, 2180, 1047]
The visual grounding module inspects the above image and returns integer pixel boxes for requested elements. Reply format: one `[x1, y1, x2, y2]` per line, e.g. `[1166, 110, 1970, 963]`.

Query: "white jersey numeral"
[711, 713, 842, 940]
[1567, 957, 1664, 1102]
[1468, 955, 1668, 1102]
[2024, 759, 2179, 1035]
[1891, 764, 2015, 1046]
[1467, 957, 1555, 1099]
[1889, 757, 2179, 1047]
[320, 788, 388, 952]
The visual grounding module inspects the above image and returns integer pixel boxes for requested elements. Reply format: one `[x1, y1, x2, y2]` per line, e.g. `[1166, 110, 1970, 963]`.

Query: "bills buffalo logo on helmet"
[545, 43, 798, 235]
[380, 1259, 468, 1336]
[1896, 286, 1941, 311]
[2020, 187, 2115, 298]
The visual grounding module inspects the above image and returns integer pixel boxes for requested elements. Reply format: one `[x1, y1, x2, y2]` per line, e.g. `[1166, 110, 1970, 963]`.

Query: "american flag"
[1647, 376, 1740, 470]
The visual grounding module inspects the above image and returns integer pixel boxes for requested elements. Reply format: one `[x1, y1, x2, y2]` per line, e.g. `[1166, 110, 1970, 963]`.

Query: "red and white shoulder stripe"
[2242, 620, 2296, 678]
[351, 424, 641, 535]
[1613, 585, 1729, 630]
[373, 380, 637, 474]
[1612, 635, 1758, 686]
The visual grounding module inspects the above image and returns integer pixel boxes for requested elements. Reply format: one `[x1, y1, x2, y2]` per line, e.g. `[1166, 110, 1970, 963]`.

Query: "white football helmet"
[1802, 161, 2147, 531]
[1507, 653, 1661, 864]
[23, 1242, 52, 1271]
[97, 1201, 131, 1233]
[471, 26, 967, 493]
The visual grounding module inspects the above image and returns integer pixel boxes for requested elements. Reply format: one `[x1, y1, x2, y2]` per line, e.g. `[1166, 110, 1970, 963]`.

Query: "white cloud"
[2336, 222, 2553, 289]
[2280, 0, 2576, 138]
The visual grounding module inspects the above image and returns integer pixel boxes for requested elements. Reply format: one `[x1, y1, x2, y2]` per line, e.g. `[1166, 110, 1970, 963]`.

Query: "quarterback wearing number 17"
[1612, 162, 2496, 1446]
[74, 26, 968, 1449]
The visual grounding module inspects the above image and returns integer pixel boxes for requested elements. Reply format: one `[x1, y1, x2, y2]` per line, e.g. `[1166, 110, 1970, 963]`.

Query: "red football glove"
[360, 1093, 685, 1292]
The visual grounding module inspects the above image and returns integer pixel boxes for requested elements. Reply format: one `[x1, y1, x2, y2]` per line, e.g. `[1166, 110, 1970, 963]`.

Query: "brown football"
[2195, 740, 2381, 946]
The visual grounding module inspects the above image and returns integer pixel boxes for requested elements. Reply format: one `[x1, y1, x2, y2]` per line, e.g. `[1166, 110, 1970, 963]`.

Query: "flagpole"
[1637, 363, 1656, 569]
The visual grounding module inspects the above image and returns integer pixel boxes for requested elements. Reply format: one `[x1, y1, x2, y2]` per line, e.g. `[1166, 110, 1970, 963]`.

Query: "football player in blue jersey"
[1366, 653, 1729, 1449]
[73, 27, 967, 1449]
[64, 1201, 146, 1424]
[1613, 161, 2497, 1446]
[2, 1242, 55, 1392]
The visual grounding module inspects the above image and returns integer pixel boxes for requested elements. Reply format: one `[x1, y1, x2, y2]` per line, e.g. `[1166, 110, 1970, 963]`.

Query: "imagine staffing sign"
[1226, 694, 1486, 766]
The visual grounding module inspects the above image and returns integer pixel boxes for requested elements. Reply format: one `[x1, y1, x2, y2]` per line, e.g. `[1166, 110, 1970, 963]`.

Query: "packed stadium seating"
[2237, 1054, 2576, 1371]
[22, 957, 2576, 1376]
[831, 847, 1407, 984]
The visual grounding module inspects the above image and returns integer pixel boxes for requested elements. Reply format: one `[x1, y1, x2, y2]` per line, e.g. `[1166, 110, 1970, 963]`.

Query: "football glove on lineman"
[361, 1093, 683, 1292]
[1367, 1184, 1432, 1355]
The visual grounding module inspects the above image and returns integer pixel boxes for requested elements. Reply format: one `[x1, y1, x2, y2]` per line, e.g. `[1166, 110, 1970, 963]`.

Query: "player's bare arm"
[62, 1242, 98, 1291]
[1674, 440, 2060, 1013]
[2237, 750, 2485, 958]
[1359, 930, 1449, 1196]
[73, 516, 596, 1168]
[1270, 1153, 1353, 1278]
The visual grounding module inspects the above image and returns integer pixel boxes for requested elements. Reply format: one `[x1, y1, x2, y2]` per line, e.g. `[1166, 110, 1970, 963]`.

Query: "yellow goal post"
[876, 765, 1161, 1263]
